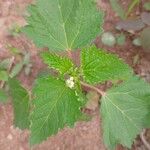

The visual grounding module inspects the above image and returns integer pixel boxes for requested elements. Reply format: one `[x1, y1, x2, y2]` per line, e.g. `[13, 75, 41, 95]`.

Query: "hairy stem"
[140, 129, 150, 150]
[67, 50, 72, 59]
[80, 81, 105, 97]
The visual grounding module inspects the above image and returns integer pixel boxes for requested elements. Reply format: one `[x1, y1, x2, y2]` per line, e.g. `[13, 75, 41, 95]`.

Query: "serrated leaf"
[81, 46, 132, 84]
[23, 0, 103, 51]
[30, 75, 84, 145]
[0, 89, 8, 102]
[41, 52, 74, 74]
[9, 78, 30, 129]
[0, 58, 12, 70]
[0, 70, 8, 81]
[10, 62, 24, 78]
[101, 76, 150, 149]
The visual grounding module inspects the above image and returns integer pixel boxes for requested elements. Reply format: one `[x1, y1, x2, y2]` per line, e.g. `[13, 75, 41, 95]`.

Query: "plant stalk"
[80, 81, 105, 97]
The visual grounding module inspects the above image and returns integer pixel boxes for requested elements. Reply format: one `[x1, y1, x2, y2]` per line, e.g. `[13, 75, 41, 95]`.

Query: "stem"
[67, 50, 72, 59]
[140, 129, 150, 150]
[80, 81, 105, 96]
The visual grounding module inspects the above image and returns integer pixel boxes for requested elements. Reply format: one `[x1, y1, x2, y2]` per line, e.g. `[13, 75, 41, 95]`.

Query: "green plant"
[1, 0, 150, 149]
[109, 0, 140, 19]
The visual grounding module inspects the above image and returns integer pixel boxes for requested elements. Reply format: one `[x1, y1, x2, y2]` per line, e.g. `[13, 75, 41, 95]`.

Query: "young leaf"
[9, 78, 30, 129]
[81, 46, 132, 84]
[0, 58, 12, 70]
[0, 70, 8, 81]
[30, 75, 84, 145]
[101, 76, 150, 149]
[23, 52, 31, 65]
[10, 62, 24, 78]
[116, 33, 126, 46]
[109, 0, 125, 19]
[41, 52, 74, 74]
[0, 89, 8, 102]
[23, 0, 103, 51]
[125, 0, 140, 18]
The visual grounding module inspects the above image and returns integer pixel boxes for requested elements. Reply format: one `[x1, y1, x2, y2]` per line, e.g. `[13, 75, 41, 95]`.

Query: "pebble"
[7, 134, 13, 140]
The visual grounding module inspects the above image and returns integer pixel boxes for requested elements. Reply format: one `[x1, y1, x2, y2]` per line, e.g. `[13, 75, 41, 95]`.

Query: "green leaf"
[23, 0, 103, 51]
[109, 0, 125, 19]
[0, 58, 12, 70]
[23, 52, 30, 65]
[125, 0, 140, 18]
[30, 75, 84, 145]
[101, 76, 150, 149]
[143, 2, 150, 11]
[41, 52, 74, 74]
[116, 33, 126, 46]
[0, 70, 8, 81]
[9, 78, 30, 129]
[10, 62, 24, 78]
[0, 90, 8, 102]
[81, 46, 132, 84]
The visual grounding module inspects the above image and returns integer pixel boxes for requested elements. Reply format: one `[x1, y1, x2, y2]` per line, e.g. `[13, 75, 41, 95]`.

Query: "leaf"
[23, 0, 104, 51]
[0, 70, 8, 81]
[125, 0, 140, 18]
[24, 65, 32, 76]
[144, 2, 150, 11]
[116, 33, 126, 46]
[0, 89, 8, 102]
[23, 52, 31, 65]
[0, 58, 12, 70]
[9, 78, 30, 129]
[101, 76, 150, 149]
[30, 75, 84, 145]
[10, 62, 24, 78]
[109, 0, 125, 19]
[81, 46, 132, 84]
[41, 52, 74, 74]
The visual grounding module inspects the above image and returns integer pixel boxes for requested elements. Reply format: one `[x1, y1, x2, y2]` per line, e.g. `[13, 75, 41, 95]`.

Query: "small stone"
[7, 134, 13, 140]
[19, 147, 24, 150]
[101, 32, 116, 47]
[141, 12, 150, 25]
[116, 19, 145, 31]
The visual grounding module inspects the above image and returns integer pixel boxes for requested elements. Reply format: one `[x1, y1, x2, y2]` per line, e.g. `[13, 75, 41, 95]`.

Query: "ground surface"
[0, 0, 150, 150]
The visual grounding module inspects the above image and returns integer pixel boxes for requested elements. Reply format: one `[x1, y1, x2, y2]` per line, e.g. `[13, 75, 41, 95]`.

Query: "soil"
[0, 0, 150, 150]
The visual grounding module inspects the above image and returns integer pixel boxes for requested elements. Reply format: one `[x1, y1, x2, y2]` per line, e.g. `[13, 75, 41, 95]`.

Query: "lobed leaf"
[9, 78, 30, 129]
[101, 76, 150, 149]
[81, 46, 132, 84]
[41, 52, 74, 74]
[30, 75, 85, 145]
[23, 0, 103, 51]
